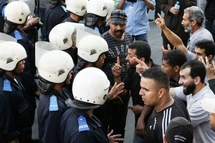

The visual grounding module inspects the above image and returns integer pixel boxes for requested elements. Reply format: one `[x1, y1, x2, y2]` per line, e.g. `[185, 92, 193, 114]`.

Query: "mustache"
[115, 30, 124, 33]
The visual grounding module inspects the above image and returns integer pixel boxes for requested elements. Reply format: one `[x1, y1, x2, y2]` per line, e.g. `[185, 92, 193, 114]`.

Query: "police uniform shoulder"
[78, 115, 90, 132]
[14, 30, 23, 40]
[61, 5, 67, 13]
[3, 79, 12, 92]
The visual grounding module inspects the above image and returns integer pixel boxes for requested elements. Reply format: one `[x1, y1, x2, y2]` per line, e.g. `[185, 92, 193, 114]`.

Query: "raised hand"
[112, 56, 122, 77]
[135, 57, 149, 75]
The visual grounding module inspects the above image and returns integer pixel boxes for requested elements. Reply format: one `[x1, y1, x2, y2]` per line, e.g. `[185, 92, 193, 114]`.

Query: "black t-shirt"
[60, 108, 109, 143]
[123, 61, 160, 125]
[145, 96, 190, 143]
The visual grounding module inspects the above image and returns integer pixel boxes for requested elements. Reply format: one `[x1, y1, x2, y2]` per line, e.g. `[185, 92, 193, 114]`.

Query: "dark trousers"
[205, 18, 215, 41]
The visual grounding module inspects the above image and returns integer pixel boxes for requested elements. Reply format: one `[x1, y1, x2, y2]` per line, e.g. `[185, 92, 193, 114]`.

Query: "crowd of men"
[0, 0, 215, 143]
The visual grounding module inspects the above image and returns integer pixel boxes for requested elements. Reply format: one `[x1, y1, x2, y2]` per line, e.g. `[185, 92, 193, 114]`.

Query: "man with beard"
[101, 9, 133, 140]
[181, 6, 213, 53]
[112, 41, 159, 143]
[170, 60, 215, 143]
[155, 13, 215, 62]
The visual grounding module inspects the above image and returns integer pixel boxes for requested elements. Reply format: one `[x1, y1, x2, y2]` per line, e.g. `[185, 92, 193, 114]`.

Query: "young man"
[170, 60, 215, 143]
[162, 50, 187, 87]
[112, 41, 159, 142]
[0, 41, 31, 143]
[37, 50, 74, 143]
[139, 67, 190, 143]
[60, 67, 123, 143]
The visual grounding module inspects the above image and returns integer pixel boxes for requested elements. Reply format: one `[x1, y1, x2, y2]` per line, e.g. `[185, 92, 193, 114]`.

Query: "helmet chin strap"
[3, 19, 17, 34]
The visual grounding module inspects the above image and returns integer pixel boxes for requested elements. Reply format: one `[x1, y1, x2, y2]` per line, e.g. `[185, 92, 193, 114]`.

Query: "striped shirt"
[101, 31, 133, 85]
[145, 96, 190, 143]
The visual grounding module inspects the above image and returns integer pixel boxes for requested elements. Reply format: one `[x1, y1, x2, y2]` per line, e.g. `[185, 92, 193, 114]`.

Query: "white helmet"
[0, 41, 27, 71]
[5, 1, 30, 24]
[0, 32, 17, 42]
[66, 0, 88, 16]
[38, 50, 74, 83]
[87, 0, 109, 17]
[49, 22, 75, 50]
[78, 35, 108, 62]
[72, 67, 110, 108]
[19, 0, 35, 14]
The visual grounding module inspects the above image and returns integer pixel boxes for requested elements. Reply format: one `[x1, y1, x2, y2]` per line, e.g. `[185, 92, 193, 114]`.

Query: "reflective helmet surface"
[49, 22, 75, 50]
[72, 67, 110, 105]
[0, 41, 27, 71]
[38, 50, 74, 83]
[78, 35, 108, 62]
[5, 1, 30, 24]
[87, 0, 109, 17]
[66, 0, 88, 16]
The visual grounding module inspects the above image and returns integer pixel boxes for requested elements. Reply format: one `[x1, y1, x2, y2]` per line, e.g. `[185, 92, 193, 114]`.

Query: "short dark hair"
[129, 41, 151, 63]
[195, 39, 215, 57]
[142, 67, 169, 90]
[181, 60, 206, 83]
[163, 50, 187, 67]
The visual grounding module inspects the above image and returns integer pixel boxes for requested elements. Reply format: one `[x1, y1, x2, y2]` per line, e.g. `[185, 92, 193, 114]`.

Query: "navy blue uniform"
[0, 1, 7, 32]
[44, 3, 69, 41]
[0, 73, 31, 143]
[7, 29, 38, 127]
[61, 108, 109, 143]
[38, 89, 70, 143]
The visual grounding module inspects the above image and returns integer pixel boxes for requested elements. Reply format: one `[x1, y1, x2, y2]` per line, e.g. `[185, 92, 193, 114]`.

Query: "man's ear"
[191, 19, 197, 26]
[139, 57, 145, 62]
[207, 54, 213, 62]
[158, 88, 166, 99]
[173, 65, 180, 73]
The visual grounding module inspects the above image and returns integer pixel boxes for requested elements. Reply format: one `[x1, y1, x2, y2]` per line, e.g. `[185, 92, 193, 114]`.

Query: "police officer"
[3, 1, 40, 131]
[0, 41, 31, 143]
[44, 0, 69, 41]
[64, 0, 87, 23]
[60, 67, 124, 143]
[49, 22, 79, 65]
[37, 50, 74, 143]
[84, 0, 114, 34]
[70, 33, 124, 131]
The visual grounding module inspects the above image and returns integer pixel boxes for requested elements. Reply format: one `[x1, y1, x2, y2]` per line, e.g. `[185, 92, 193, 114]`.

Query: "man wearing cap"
[102, 9, 133, 139]
[164, 117, 194, 143]
[116, 0, 155, 42]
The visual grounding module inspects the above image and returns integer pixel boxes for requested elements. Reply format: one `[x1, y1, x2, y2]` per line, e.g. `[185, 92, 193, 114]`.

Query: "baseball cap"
[166, 117, 193, 143]
[201, 98, 215, 113]
[110, 9, 127, 25]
